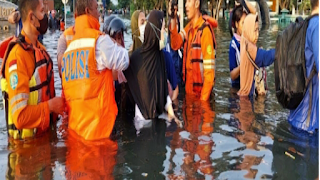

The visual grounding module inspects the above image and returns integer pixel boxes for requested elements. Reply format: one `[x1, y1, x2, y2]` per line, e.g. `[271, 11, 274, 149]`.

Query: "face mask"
[139, 23, 146, 43]
[33, 13, 48, 35]
[149, 21, 167, 50]
[159, 31, 167, 50]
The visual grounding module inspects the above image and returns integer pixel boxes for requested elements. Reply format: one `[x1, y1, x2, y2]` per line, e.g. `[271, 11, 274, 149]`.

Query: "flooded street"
[0, 15, 318, 179]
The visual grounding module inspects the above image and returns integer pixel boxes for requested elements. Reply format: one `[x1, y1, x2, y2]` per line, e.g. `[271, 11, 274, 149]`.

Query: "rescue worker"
[169, 0, 217, 101]
[61, 0, 129, 140]
[0, 0, 64, 140]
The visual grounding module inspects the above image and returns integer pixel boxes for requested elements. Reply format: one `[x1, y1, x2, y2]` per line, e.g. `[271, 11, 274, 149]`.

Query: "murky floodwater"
[0, 15, 318, 180]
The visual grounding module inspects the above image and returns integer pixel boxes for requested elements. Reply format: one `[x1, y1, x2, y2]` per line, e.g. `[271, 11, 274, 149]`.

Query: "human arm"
[255, 48, 275, 68]
[6, 51, 63, 130]
[200, 28, 216, 101]
[95, 35, 129, 71]
[57, 33, 67, 78]
[231, 66, 240, 80]
[229, 42, 240, 80]
[172, 86, 179, 100]
[311, 25, 319, 72]
[169, 18, 185, 51]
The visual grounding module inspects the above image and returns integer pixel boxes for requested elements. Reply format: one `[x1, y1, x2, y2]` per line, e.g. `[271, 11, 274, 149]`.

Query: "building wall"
[271, 0, 277, 12]
[44, 0, 54, 13]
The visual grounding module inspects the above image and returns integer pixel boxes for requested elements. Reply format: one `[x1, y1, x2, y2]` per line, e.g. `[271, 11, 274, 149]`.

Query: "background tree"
[8, 0, 18, 5]
[118, 0, 131, 9]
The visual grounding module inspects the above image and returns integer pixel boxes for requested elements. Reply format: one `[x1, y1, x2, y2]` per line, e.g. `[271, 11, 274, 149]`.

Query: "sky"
[111, 0, 118, 6]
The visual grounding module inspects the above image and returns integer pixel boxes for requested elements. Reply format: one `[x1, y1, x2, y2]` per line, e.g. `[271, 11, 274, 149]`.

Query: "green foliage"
[8, 0, 18, 5]
[54, 0, 64, 12]
[118, 0, 130, 9]
[299, 0, 311, 11]
[108, 2, 117, 10]
[130, 2, 136, 16]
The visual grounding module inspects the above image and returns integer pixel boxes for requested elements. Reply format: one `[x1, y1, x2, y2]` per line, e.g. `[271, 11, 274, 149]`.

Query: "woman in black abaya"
[124, 10, 176, 123]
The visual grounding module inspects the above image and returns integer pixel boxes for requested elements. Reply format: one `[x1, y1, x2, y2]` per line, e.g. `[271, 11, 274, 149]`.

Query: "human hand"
[48, 97, 65, 115]
[169, 0, 178, 18]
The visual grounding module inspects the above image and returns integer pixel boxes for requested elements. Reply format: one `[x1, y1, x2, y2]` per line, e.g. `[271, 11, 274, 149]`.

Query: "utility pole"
[73, 0, 76, 14]
[178, 0, 183, 30]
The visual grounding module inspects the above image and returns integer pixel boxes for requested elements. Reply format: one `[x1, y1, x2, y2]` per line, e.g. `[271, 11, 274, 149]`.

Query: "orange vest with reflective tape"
[0, 35, 55, 139]
[61, 15, 117, 141]
[183, 16, 216, 94]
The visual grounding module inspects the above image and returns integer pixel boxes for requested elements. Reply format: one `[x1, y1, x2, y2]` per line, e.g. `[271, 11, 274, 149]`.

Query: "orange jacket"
[170, 15, 217, 101]
[61, 15, 118, 141]
[0, 31, 56, 139]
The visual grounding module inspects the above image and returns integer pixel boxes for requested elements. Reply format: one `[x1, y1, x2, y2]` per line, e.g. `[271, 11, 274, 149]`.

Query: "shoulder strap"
[0, 34, 32, 78]
[306, 14, 319, 21]
[246, 50, 259, 70]
[198, 21, 216, 49]
[303, 15, 317, 127]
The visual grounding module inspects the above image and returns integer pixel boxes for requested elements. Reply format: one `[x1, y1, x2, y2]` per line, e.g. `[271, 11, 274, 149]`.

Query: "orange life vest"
[61, 15, 117, 141]
[182, 16, 217, 94]
[0, 36, 14, 59]
[0, 35, 56, 139]
[63, 26, 74, 46]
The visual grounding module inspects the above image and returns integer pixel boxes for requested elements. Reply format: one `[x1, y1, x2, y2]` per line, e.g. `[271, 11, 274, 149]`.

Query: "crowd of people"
[0, 0, 318, 143]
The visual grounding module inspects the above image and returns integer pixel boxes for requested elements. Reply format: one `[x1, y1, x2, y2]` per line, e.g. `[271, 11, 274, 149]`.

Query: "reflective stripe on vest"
[0, 35, 54, 140]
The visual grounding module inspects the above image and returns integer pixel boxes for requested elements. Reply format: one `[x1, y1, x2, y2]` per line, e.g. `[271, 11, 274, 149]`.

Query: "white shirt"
[57, 33, 129, 72]
[95, 34, 129, 71]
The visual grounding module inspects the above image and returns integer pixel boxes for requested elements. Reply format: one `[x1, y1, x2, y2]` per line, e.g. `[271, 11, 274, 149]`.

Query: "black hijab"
[124, 10, 168, 119]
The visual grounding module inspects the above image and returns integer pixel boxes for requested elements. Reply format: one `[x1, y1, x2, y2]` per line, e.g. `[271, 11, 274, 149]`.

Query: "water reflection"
[6, 127, 57, 180]
[65, 130, 118, 180]
[272, 122, 319, 180]
[115, 119, 167, 179]
[162, 95, 215, 179]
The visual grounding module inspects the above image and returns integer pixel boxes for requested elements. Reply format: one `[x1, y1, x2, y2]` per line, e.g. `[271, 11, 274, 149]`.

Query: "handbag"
[246, 50, 267, 95]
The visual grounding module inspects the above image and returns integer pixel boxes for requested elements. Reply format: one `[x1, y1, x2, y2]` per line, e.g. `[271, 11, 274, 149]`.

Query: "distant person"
[48, 10, 58, 31]
[288, 0, 319, 133]
[60, 16, 65, 31]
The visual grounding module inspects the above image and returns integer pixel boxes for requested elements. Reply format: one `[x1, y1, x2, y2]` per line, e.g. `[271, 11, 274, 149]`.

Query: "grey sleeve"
[57, 33, 67, 59]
